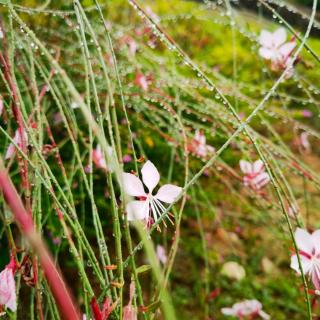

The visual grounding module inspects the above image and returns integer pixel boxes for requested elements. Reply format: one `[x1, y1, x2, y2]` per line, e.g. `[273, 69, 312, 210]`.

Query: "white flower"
[259, 28, 296, 74]
[189, 130, 215, 158]
[291, 228, 320, 289]
[221, 300, 270, 319]
[122, 160, 182, 222]
[239, 159, 270, 190]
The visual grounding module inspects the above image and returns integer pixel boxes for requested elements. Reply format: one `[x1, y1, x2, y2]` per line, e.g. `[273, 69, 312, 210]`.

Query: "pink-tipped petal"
[155, 184, 182, 203]
[122, 173, 146, 197]
[279, 41, 296, 58]
[141, 161, 160, 193]
[126, 200, 149, 221]
[253, 172, 270, 189]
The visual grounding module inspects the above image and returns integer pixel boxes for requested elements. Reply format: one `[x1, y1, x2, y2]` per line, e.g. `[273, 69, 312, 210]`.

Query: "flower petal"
[312, 230, 320, 253]
[126, 201, 149, 221]
[122, 173, 146, 197]
[252, 172, 269, 189]
[259, 30, 273, 47]
[253, 160, 264, 174]
[273, 27, 287, 47]
[295, 228, 314, 254]
[259, 47, 275, 60]
[221, 307, 236, 316]
[155, 184, 182, 203]
[279, 41, 296, 58]
[239, 160, 252, 175]
[141, 161, 160, 193]
[290, 254, 312, 275]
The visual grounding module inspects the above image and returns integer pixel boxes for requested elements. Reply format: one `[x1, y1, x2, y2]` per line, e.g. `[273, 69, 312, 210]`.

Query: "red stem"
[0, 166, 80, 320]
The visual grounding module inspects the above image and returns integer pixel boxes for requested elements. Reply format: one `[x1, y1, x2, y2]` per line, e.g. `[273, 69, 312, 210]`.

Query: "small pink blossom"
[299, 132, 311, 153]
[291, 228, 320, 290]
[135, 72, 148, 91]
[123, 281, 137, 320]
[302, 109, 313, 118]
[0, 97, 4, 116]
[92, 145, 113, 171]
[221, 300, 270, 319]
[0, 260, 17, 312]
[122, 160, 182, 221]
[123, 154, 132, 163]
[259, 28, 296, 75]
[5, 129, 28, 160]
[239, 159, 270, 190]
[156, 245, 167, 264]
[122, 36, 137, 56]
[145, 6, 160, 23]
[188, 130, 215, 159]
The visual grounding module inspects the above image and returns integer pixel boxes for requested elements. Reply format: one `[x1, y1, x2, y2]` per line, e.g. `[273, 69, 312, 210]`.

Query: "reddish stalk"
[0, 162, 80, 320]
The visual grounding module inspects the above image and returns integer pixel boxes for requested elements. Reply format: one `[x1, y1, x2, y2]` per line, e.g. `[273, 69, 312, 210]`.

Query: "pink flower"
[221, 300, 270, 319]
[0, 262, 17, 312]
[123, 154, 132, 163]
[302, 109, 313, 118]
[92, 145, 113, 171]
[122, 160, 182, 221]
[156, 245, 167, 264]
[188, 130, 215, 159]
[239, 160, 270, 190]
[122, 36, 137, 56]
[123, 281, 137, 320]
[145, 6, 160, 23]
[290, 228, 320, 290]
[135, 72, 148, 91]
[299, 132, 311, 153]
[5, 129, 28, 160]
[259, 28, 296, 74]
[0, 97, 4, 116]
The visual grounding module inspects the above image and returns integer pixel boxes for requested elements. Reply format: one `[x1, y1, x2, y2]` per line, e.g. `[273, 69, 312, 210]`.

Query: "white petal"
[239, 160, 252, 174]
[295, 228, 314, 254]
[291, 254, 313, 275]
[273, 27, 287, 47]
[126, 201, 149, 221]
[253, 160, 264, 174]
[141, 161, 160, 193]
[155, 184, 182, 203]
[259, 30, 273, 47]
[279, 41, 296, 58]
[221, 307, 236, 316]
[259, 47, 275, 60]
[122, 173, 146, 197]
[312, 230, 320, 253]
[259, 310, 270, 320]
